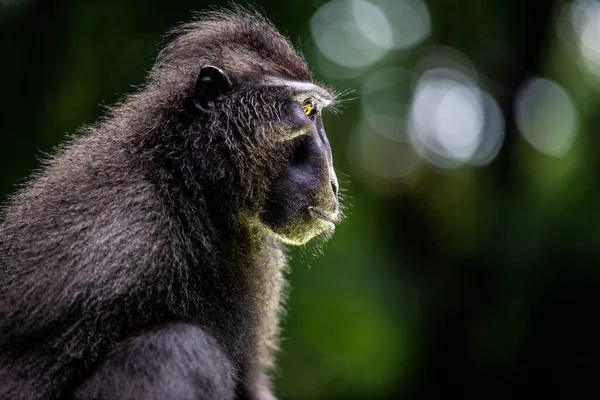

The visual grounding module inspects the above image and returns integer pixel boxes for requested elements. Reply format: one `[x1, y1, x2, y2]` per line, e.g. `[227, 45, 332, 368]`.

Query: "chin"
[269, 218, 336, 246]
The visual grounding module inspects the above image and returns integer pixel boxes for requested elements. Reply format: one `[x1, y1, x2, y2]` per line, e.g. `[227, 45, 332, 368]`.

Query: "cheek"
[260, 167, 313, 228]
[259, 176, 322, 245]
[278, 136, 325, 204]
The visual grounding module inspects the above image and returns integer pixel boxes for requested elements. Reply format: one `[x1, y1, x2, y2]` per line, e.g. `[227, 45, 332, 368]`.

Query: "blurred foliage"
[2, 0, 600, 399]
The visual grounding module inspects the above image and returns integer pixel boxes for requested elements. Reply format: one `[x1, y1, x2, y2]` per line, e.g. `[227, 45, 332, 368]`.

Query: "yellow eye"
[303, 99, 315, 116]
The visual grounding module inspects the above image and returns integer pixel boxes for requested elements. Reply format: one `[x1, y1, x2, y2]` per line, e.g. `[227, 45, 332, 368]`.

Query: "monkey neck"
[229, 224, 288, 377]
[204, 216, 287, 374]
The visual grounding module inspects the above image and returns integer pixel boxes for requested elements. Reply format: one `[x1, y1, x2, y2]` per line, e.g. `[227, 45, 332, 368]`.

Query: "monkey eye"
[303, 99, 317, 119]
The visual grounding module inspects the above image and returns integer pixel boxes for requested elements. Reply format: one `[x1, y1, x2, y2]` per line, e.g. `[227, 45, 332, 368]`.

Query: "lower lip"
[309, 208, 336, 225]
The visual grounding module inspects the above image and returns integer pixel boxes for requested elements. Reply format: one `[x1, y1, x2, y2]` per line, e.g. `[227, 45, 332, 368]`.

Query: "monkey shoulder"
[0, 133, 181, 324]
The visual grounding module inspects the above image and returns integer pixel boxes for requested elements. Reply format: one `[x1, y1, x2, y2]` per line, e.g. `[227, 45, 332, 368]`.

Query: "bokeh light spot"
[377, 0, 431, 50]
[408, 68, 485, 168]
[514, 78, 578, 157]
[310, 0, 393, 69]
[570, 0, 600, 81]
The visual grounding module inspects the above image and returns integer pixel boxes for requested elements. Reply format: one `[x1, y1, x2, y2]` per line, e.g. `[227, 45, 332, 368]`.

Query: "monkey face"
[259, 95, 341, 245]
[193, 66, 341, 245]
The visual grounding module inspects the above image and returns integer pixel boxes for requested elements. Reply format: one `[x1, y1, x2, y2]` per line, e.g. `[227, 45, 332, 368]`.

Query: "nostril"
[331, 180, 338, 196]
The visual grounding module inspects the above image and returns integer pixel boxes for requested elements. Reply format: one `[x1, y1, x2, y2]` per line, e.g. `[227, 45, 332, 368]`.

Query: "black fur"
[0, 8, 340, 400]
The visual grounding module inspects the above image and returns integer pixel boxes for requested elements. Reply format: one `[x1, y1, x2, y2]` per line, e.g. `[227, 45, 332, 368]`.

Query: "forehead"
[262, 76, 333, 106]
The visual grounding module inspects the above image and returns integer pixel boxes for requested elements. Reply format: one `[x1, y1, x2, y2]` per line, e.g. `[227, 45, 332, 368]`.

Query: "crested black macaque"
[0, 9, 343, 400]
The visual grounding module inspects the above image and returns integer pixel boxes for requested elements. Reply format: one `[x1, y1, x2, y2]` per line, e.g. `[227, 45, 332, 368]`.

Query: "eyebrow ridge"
[262, 77, 333, 106]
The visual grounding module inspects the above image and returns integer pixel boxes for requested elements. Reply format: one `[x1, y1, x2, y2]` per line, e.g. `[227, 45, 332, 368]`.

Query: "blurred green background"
[2, 0, 600, 399]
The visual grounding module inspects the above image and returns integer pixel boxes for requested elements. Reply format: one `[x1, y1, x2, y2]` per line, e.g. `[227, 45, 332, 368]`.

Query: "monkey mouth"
[308, 206, 338, 224]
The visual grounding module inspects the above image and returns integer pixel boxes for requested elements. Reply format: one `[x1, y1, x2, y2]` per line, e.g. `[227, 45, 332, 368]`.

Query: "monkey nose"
[330, 179, 338, 197]
[329, 167, 339, 198]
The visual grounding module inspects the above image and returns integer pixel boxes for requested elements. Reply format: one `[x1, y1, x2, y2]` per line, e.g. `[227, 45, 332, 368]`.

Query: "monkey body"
[0, 113, 285, 399]
[0, 9, 340, 400]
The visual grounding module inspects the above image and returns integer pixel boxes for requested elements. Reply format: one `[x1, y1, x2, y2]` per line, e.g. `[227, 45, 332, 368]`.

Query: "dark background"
[2, 0, 600, 399]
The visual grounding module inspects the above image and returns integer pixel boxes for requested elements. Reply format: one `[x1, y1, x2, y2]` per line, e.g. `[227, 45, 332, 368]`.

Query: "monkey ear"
[194, 65, 232, 112]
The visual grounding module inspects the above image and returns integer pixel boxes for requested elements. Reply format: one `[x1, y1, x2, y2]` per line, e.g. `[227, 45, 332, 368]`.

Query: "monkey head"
[151, 11, 342, 245]
[195, 67, 340, 245]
